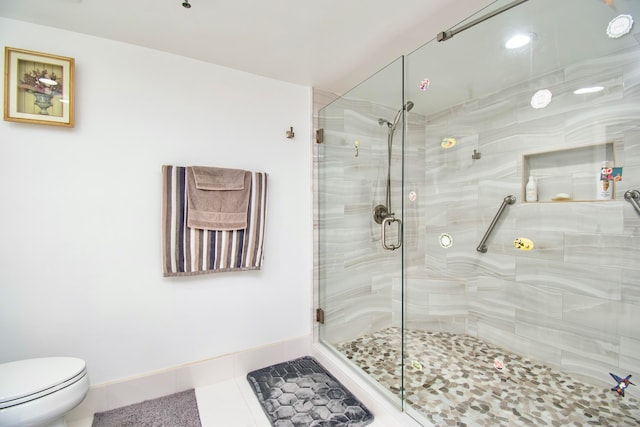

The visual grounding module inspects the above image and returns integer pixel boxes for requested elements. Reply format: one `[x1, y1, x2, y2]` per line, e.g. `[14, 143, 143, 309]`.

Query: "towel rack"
[624, 189, 640, 216]
[477, 195, 516, 253]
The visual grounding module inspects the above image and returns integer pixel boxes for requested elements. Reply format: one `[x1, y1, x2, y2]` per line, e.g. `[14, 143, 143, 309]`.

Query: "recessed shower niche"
[522, 142, 617, 202]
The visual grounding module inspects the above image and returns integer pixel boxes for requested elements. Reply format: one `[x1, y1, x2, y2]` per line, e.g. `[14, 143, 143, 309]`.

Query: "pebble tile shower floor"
[335, 327, 640, 426]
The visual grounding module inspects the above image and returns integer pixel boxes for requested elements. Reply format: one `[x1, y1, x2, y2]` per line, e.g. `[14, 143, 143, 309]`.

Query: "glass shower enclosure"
[316, 0, 640, 425]
[316, 55, 407, 406]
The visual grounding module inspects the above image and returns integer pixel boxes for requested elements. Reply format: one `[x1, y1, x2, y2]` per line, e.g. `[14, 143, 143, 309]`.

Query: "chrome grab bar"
[476, 195, 516, 253]
[382, 216, 402, 251]
[624, 190, 640, 216]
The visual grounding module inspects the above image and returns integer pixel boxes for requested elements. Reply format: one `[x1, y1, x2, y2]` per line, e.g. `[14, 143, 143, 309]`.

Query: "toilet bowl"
[0, 357, 89, 427]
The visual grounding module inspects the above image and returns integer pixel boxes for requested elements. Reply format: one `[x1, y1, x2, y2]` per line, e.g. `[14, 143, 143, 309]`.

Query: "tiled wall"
[411, 46, 640, 386]
[315, 96, 407, 343]
[315, 45, 640, 387]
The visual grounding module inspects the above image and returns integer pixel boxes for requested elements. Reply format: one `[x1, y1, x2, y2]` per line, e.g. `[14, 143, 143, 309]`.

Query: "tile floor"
[62, 326, 640, 427]
[197, 377, 272, 427]
[68, 375, 392, 427]
[63, 334, 410, 427]
[336, 327, 640, 427]
[66, 376, 271, 427]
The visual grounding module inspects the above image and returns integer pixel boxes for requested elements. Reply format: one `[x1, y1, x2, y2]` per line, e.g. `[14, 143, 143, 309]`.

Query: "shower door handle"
[381, 216, 402, 251]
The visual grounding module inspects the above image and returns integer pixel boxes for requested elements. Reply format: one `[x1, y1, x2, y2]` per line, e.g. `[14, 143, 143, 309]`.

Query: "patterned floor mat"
[247, 356, 374, 427]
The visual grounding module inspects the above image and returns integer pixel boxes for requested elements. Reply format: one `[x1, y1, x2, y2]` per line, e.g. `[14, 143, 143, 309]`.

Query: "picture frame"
[4, 47, 75, 127]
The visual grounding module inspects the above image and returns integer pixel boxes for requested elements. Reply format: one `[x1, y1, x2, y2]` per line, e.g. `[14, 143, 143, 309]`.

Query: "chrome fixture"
[181, 0, 191, 8]
[477, 195, 516, 253]
[374, 101, 414, 226]
[437, 0, 528, 42]
[439, 233, 454, 248]
[472, 149, 482, 160]
[624, 189, 640, 216]
[286, 126, 295, 139]
[381, 216, 402, 251]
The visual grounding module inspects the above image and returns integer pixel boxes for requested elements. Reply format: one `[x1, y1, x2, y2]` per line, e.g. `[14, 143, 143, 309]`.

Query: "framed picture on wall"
[3, 47, 75, 127]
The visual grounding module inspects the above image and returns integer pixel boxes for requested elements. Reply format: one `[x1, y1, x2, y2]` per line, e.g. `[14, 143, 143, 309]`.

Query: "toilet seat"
[0, 357, 87, 410]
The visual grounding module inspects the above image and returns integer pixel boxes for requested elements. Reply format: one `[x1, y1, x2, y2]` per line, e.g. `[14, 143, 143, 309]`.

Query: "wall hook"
[472, 149, 482, 160]
[286, 126, 295, 139]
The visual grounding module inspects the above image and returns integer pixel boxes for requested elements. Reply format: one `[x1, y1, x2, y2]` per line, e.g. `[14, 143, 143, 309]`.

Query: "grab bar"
[624, 190, 640, 216]
[382, 216, 402, 251]
[476, 195, 516, 253]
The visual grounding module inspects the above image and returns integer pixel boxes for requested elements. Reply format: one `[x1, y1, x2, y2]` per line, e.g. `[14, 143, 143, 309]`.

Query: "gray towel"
[186, 166, 251, 231]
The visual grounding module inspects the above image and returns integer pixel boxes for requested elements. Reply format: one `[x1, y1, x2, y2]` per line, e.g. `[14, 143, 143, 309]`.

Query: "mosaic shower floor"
[335, 327, 640, 426]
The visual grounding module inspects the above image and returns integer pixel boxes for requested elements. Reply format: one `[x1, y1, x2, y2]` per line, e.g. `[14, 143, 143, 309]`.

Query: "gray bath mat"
[92, 389, 202, 427]
[247, 356, 374, 426]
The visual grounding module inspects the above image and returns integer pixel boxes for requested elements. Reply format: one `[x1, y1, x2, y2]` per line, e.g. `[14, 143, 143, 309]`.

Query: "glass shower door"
[402, 0, 640, 425]
[316, 56, 406, 406]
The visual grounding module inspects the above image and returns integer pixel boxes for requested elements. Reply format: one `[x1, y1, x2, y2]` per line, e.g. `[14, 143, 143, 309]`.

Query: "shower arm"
[624, 190, 640, 216]
[477, 195, 516, 253]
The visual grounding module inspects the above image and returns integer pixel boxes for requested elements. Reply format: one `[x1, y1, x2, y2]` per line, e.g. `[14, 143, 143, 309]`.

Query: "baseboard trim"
[66, 334, 310, 422]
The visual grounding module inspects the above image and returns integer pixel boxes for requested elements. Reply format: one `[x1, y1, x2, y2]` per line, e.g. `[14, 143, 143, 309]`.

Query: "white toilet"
[0, 357, 89, 427]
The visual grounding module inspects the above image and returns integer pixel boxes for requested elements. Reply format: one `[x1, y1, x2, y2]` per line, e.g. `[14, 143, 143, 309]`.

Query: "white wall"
[0, 18, 312, 384]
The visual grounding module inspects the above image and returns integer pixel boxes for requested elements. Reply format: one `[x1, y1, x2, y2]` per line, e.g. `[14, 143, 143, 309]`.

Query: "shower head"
[378, 101, 414, 130]
[391, 100, 414, 128]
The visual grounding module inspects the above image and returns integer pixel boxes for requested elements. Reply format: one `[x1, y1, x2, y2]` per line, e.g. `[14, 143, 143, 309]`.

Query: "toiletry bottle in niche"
[597, 162, 613, 200]
[526, 175, 538, 202]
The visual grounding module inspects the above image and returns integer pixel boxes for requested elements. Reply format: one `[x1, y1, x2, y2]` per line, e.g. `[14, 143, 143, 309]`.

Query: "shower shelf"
[522, 142, 617, 203]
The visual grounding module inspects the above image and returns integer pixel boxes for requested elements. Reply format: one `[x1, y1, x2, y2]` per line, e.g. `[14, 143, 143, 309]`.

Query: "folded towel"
[191, 166, 246, 190]
[186, 166, 251, 231]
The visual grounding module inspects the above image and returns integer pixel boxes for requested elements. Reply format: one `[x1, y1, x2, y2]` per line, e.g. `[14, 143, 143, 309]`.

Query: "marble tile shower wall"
[316, 96, 421, 343]
[314, 46, 640, 387]
[410, 47, 640, 386]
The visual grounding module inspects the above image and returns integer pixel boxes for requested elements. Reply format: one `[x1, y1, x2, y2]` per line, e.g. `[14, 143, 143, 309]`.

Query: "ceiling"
[345, 0, 640, 115]
[0, 0, 494, 95]
[3, 0, 637, 112]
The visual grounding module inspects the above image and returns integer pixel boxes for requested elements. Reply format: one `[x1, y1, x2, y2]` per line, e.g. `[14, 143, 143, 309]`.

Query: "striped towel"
[161, 165, 267, 277]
